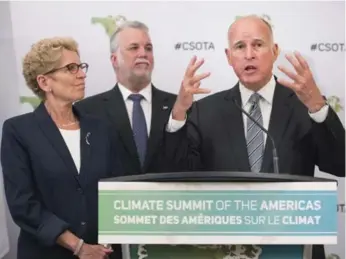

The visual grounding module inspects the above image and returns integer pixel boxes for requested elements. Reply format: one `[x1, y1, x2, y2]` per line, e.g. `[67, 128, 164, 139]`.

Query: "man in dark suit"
[76, 20, 177, 176]
[163, 15, 345, 259]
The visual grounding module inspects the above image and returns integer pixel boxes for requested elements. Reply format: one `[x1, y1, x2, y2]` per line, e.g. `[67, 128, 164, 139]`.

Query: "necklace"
[45, 103, 79, 128]
[58, 121, 79, 127]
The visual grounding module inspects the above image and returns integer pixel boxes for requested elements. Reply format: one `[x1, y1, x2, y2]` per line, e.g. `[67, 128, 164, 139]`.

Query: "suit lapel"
[222, 85, 251, 171]
[261, 82, 294, 173]
[77, 109, 93, 185]
[34, 103, 80, 185]
[143, 86, 172, 171]
[105, 85, 141, 171]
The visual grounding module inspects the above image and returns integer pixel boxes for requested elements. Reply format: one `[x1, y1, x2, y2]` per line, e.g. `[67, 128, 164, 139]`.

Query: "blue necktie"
[246, 93, 264, 173]
[128, 94, 148, 167]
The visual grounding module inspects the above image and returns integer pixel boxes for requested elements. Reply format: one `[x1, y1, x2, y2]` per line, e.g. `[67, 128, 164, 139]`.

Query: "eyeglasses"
[44, 62, 89, 75]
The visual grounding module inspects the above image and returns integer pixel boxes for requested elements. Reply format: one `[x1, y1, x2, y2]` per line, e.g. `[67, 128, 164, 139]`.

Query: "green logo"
[327, 95, 343, 113]
[326, 253, 341, 259]
[19, 96, 40, 109]
[91, 14, 127, 38]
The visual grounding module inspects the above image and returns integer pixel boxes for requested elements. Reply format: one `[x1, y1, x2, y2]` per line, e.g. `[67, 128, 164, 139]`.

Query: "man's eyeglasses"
[44, 62, 89, 75]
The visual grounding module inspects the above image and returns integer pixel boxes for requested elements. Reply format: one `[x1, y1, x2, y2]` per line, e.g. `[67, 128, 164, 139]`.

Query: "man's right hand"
[78, 243, 113, 259]
[172, 56, 211, 121]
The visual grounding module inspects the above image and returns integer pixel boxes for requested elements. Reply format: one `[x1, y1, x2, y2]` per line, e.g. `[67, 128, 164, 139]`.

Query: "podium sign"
[98, 181, 337, 259]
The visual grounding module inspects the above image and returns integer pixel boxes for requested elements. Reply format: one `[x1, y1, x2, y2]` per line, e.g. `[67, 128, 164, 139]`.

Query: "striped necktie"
[246, 93, 264, 172]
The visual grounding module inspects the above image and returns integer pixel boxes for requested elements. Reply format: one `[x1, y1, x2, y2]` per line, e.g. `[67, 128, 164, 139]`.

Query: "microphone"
[86, 132, 91, 145]
[232, 97, 279, 174]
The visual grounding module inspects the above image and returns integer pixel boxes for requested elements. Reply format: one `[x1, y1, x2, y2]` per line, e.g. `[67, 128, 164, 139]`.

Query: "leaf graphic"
[20, 96, 40, 109]
[91, 15, 127, 38]
[326, 253, 340, 259]
[327, 96, 343, 113]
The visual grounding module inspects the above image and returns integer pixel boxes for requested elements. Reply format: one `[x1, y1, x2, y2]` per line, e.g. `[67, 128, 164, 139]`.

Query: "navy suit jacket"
[1, 102, 123, 259]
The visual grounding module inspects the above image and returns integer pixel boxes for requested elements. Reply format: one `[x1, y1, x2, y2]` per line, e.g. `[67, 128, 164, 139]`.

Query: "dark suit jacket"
[163, 81, 345, 259]
[75, 84, 178, 175]
[165, 81, 345, 177]
[0, 103, 123, 259]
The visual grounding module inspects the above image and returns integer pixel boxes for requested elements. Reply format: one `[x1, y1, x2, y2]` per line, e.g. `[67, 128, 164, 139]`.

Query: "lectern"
[98, 172, 338, 259]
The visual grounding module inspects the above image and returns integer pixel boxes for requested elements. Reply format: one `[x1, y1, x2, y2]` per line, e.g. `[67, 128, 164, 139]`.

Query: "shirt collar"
[239, 75, 276, 106]
[118, 82, 152, 104]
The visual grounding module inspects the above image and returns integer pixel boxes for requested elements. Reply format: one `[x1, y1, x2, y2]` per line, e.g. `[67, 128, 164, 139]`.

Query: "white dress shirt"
[118, 83, 152, 136]
[167, 75, 329, 146]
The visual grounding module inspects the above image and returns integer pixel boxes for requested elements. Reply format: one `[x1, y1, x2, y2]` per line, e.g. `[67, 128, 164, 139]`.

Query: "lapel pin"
[86, 132, 91, 145]
[162, 106, 168, 110]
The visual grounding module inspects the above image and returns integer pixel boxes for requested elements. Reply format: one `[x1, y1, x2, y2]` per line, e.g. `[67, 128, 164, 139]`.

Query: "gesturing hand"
[277, 51, 326, 113]
[172, 56, 211, 120]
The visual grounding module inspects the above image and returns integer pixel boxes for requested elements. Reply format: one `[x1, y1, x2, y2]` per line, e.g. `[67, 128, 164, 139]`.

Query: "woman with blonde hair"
[1, 37, 122, 259]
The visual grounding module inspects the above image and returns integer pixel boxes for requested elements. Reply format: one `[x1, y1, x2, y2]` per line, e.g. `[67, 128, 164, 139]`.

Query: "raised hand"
[277, 51, 325, 113]
[172, 56, 211, 120]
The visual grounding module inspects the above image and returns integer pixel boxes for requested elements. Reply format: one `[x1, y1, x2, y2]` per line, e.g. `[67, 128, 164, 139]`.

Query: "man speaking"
[163, 14, 345, 259]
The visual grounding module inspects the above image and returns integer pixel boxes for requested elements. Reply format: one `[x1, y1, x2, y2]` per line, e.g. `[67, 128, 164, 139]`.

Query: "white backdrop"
[1, 1, 345, 259]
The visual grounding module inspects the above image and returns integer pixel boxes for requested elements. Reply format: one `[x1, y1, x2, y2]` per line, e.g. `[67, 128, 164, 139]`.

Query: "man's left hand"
[277, 51, 326, 113]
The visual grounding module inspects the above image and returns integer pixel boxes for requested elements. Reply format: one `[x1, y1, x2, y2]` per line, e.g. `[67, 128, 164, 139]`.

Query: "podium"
[98, 172, 338, 259]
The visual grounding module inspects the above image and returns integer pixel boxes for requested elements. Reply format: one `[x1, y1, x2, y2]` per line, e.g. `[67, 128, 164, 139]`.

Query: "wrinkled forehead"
[118, 28, 152, 47]
[228, 18, 272, 45]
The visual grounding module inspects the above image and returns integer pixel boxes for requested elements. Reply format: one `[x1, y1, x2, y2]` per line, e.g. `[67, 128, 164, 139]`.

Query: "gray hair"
[110, 20, 149, 53]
